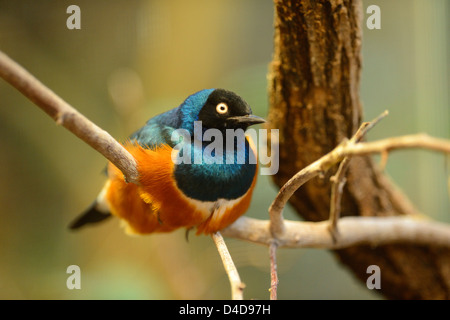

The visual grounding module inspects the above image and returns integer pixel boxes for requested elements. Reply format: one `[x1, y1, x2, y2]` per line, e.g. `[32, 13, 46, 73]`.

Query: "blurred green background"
[0, 0, 448, 299]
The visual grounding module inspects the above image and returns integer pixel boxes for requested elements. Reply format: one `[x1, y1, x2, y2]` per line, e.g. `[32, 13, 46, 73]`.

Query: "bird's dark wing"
[69, 201, 111, 230]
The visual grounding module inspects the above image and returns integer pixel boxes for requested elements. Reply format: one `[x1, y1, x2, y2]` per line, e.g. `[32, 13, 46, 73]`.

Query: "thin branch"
[345, 133, 450, 155]
[354, 110, 389, 139]
[223, 216, 450, 249]
[328, 162, 347, 239]
[379, 150, 389, 171]
[269, 133, 450, 238]
[328, 110, 389, 239]
[269, 241, 279, 300]
[211, 232, 245, 300]
[269, 164, 322, 238]
[0, 50, 140, 184]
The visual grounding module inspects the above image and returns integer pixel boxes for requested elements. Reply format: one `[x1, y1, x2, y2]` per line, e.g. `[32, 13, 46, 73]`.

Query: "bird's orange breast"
[105, 143, 257, 235]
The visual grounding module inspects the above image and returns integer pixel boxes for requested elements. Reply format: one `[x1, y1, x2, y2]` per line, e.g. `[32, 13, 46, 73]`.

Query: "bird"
[69, 88, 265, 235]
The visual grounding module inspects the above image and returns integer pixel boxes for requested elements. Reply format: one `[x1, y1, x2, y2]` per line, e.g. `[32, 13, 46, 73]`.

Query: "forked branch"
[269, 131, 450, 240]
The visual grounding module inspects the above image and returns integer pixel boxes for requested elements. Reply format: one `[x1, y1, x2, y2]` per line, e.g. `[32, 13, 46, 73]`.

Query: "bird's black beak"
[227, 114, 266, 127]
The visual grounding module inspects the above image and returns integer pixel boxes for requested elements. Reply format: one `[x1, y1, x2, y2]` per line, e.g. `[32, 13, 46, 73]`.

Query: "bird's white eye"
[216, 102, 228, 115]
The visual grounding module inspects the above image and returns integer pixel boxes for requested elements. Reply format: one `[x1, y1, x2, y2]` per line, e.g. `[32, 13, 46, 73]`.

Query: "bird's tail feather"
[69, 201, 111, 230]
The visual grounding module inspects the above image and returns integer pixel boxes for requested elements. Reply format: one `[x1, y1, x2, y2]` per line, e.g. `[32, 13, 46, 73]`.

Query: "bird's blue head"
[179, 89, 265, 133]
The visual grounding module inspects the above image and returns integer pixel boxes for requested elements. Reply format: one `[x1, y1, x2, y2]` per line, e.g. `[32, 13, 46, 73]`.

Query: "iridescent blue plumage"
[174, 138, 256, 201]
[129, 88, 262, 202]
[130, 89, 214, 148]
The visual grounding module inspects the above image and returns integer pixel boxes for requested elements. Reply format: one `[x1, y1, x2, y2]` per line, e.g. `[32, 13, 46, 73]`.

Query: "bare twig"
[269, 133, 450, 238]
[268, 164, 321, 238]
[211, 232, 245, 300]
[223, 216, 450, 249]
[328, 110, 389, 239]
[379, 150, 389, 171]
[354, 110, 389, 139]
[346, 134, 450, 155]
[269, 241, 279, 300]
[328, 162, 348, 240]
[0, 50, 140, 184]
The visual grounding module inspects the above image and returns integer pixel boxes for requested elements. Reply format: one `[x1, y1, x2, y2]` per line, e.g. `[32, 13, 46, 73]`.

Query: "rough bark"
[267, 0, 450, 299]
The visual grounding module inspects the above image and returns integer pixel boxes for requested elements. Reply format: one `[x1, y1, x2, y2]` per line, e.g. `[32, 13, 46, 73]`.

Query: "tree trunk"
[267, 0, 450, 299]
